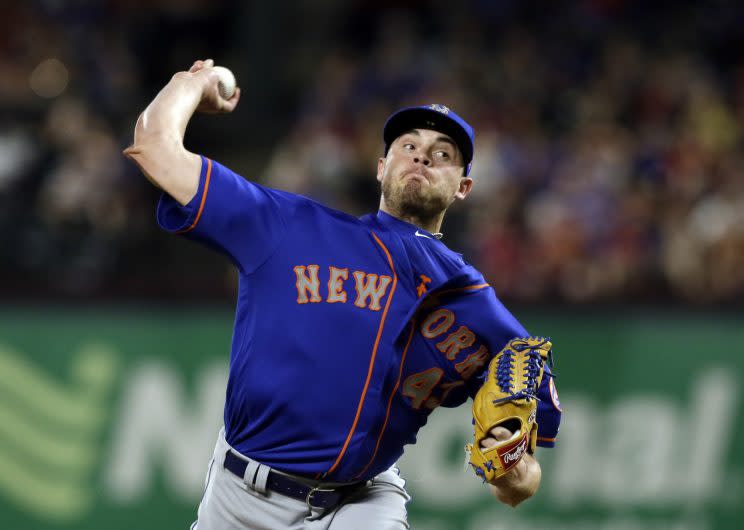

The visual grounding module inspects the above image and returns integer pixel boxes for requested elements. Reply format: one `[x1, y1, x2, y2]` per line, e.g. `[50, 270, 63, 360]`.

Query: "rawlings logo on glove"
[466, 337, 553, 483]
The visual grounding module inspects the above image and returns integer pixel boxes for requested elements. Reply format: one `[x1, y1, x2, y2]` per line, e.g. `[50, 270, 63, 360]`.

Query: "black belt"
[223, 450, 366, 510]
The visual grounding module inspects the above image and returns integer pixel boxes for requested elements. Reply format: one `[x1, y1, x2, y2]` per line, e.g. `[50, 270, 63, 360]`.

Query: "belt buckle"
[305, 485, 337, 510]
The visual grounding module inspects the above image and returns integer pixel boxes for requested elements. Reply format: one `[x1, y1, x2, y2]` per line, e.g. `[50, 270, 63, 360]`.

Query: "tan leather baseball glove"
[466, 337, 553, 483]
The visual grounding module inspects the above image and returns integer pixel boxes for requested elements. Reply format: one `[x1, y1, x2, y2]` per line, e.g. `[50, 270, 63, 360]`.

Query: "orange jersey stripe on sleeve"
[176, 157, 213, 234]
[435, 283, 490, 297]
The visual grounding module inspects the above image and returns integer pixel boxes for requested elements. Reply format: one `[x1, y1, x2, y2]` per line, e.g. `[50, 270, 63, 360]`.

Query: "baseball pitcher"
[124, 59, 562, 529]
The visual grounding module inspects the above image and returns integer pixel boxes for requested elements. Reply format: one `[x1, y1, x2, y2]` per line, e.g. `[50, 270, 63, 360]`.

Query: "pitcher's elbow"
[123, 140, 157, 170]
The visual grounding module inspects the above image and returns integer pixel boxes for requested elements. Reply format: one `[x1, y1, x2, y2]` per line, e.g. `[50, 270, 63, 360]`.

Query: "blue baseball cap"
[383, 104, 475, 175]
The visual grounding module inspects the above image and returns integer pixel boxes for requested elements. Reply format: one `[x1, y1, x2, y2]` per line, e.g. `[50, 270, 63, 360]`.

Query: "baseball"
[212, 65, 236, 99]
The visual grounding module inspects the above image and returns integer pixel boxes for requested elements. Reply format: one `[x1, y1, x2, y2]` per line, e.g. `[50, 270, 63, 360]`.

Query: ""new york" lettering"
[293, 265, 393, 311]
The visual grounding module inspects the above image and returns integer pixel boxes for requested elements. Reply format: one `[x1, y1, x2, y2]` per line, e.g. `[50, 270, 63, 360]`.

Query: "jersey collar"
[374, 210, 441, 240]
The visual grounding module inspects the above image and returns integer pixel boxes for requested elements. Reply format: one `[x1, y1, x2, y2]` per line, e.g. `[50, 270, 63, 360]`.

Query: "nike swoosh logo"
[415, 231, 432, 239]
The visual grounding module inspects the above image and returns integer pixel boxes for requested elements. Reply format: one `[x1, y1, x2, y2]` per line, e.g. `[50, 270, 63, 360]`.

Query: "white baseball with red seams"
[212, 66, 236, 99]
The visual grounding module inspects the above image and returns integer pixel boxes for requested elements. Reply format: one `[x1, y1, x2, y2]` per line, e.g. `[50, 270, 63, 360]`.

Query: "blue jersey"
[157, 157, 562, 482]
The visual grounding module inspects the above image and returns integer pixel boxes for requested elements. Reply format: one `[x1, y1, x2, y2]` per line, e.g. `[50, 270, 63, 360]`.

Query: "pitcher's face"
[377, 128, 472, 218]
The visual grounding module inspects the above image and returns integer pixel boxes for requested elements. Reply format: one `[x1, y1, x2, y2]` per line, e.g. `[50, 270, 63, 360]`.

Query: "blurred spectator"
[2, 0, 744, 304]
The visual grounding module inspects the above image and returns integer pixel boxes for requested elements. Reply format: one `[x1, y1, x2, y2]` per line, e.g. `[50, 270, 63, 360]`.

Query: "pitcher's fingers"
[220, 87, 241, 112]
[480, 426, 513, 450]
[228, 86, 241, 105]
[189, 60, 206, 73]
[489, 426, 513, 441]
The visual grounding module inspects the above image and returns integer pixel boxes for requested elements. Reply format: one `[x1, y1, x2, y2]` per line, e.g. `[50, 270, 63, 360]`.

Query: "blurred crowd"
[2, 0, 744, 304]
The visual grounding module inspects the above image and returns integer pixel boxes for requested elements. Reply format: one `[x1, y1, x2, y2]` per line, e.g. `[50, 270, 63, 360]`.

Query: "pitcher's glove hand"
[466, 337, 552, 483]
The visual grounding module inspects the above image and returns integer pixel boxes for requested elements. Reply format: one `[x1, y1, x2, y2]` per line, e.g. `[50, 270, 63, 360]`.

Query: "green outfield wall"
[0, 308, 741, 530]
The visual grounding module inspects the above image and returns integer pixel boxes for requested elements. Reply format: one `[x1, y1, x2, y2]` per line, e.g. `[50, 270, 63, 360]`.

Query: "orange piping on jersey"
[325, 232, 397, 477]
[434, 283, 490, 297]
[176, 157, 212, 234]
[536, 436, 556, 443]
[353, 321, 415, 480]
